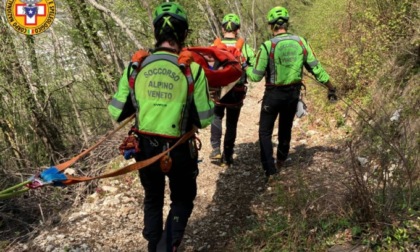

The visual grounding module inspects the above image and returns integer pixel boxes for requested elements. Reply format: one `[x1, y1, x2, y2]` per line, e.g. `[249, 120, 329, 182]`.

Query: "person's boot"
[276, 159, 285, 170]
[209, 147, 221, 159]
[276, 157, 292, 170]
[264, 167, 279, 184]
[221, 151, 233, 167]
[147, 242, 157, 252]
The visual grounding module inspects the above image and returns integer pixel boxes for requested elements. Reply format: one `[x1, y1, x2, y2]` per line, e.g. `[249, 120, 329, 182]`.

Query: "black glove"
[328, 88, 338, 102]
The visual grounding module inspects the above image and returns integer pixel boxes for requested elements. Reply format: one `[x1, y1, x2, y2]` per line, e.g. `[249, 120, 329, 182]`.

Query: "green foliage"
[335, 113, 346, 128]
[339, 1, 419, 250]
[234, 175, 359, 251]
[0, 240, 8, 251]
[361, 216, 420, 251]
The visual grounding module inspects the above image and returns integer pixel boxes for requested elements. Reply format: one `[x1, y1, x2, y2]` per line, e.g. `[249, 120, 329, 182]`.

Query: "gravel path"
[9, 80, 347, 252]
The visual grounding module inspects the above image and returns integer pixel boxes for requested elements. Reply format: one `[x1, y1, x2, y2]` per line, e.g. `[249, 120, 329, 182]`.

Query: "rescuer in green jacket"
[209, 13, 255, 167]
[108, 2, 214, 251]
[245, 6, 337, 181]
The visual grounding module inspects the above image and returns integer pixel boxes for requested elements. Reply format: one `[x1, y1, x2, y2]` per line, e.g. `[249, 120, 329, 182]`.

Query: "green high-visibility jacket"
[108, 67, 136, 122]
[246, 33, 330, 85]
[108, 51, 214, 138]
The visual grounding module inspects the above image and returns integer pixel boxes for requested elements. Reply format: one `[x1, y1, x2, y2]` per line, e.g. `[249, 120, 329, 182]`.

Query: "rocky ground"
[7, 80, 353, 252]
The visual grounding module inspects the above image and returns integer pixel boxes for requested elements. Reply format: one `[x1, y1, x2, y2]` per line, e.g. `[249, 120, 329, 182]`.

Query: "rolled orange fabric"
[178, 50, 193, 67]
[131, 49, 149, 63]
[184, 47, 243, 88]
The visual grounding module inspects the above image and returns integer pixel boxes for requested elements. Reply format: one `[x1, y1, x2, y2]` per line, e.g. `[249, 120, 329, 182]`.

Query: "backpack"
[126, 50, 196, 96]
[120, 50, 196, 160]
[264, 35, 308, 85]
[212, 37, 248, 106]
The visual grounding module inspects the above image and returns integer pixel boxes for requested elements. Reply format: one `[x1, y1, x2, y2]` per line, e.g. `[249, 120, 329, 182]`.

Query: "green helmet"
[222, 13, 240, 26]
[267, 6, 289, 24]
[153, 2, 188, 26]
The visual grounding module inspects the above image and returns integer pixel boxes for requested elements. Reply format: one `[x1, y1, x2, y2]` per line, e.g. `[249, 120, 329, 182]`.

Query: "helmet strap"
[160, 16, 180, 40]
[226, 22, 233, 32]
[160, 16, 175, 32]
[271, 20, 288, 32]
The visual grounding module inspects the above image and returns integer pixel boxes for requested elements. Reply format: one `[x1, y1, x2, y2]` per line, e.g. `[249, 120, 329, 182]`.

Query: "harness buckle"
[26, 176, 51, 189]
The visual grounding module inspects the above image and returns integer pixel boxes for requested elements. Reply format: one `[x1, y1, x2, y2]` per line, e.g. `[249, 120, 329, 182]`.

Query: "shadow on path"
[182, 140, 342, 251]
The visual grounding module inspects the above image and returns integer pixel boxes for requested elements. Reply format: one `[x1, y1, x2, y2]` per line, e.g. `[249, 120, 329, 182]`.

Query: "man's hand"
[324, 80, 338, 102]
[328, 88, 338, 102]
[209, 88, 220, 102]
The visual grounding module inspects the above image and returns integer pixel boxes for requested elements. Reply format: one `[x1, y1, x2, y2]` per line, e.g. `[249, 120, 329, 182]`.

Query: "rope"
[0, 180, 31, 200]
[0, 114, 135, 199]
[55, 114, 135, 171]
[1, 122, 197, 198]
[60, 127, 197, 185]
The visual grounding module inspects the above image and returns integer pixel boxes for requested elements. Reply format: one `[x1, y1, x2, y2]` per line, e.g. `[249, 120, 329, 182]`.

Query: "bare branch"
[86, 0, 143, 48]
[197, 1, 219, 39]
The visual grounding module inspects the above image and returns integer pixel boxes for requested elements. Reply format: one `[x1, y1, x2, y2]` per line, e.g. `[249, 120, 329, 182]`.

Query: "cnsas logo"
[5, 0, 56, 35]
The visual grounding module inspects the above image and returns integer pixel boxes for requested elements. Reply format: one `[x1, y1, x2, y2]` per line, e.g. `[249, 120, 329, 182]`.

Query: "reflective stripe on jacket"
[108, 67, 135, 122]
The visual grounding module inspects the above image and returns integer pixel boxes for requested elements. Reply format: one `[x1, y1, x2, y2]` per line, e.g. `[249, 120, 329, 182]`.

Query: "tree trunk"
[198, 1, 219, 38]
[0, 16, 66, 164]
[252, 0, 256, 49]
[80, 0, 125, 82]
[101, 13, 125, 75]
[0, 116, 27, 170]
[66, 0, 114, 98]
[67, 85, 90, 145]
[139, 0, 155, 26]
[86, 0, 142, 47]
[205, 0, 221, 36]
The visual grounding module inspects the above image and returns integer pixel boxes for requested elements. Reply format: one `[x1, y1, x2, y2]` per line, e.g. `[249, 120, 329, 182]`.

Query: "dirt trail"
[9, 80, 346, 252]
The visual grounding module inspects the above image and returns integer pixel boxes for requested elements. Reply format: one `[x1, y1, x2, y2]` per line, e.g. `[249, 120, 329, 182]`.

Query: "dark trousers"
[210, 104, 242, 156]
[136, 136, 198, 251]
[259, 85, 300, 175]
